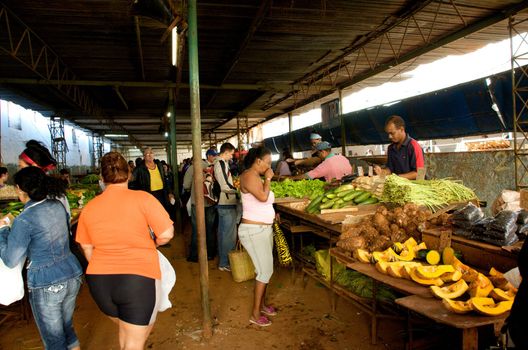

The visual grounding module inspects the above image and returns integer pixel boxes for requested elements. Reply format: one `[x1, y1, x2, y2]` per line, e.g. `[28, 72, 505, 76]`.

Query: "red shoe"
[249, 316, 272, 327]
[261, 305, 277, 316]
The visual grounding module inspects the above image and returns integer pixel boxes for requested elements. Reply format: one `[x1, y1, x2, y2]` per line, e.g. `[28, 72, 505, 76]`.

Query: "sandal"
[261, 305, 277, 316]
[249, 316, 272, 327]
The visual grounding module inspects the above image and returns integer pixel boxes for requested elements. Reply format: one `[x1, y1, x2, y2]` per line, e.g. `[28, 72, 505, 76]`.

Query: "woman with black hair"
[18, 140, 57, 171]
[239, 147, 277, 327]
[0, 167, 83, 350]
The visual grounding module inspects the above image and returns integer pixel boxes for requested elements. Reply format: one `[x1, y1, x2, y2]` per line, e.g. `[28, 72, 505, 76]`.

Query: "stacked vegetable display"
[305, 184, 379, 214]
[352, 240, 516, 317]
[271, 179, 326, 199]
[382, 175, 477, 211]
[336, 204, 443, 252]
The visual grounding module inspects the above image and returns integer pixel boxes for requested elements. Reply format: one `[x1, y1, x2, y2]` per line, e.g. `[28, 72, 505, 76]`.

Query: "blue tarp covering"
[264, 69, 521, 153]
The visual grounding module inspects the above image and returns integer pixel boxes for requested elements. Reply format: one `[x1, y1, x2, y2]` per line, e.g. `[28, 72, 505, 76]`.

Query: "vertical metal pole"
[288, 112, 294, 153]
[339, 89, 347, 156]
[188, 0, 213, 339]
[169, 91, 182, 233]
[237, 115, 241, 152]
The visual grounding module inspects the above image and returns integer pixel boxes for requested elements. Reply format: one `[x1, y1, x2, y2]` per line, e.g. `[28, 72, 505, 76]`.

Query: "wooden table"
[396, 295, 507, 350]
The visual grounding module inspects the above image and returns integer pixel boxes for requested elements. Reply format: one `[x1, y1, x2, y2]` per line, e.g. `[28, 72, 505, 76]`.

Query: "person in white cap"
[286, 132, 324, 170]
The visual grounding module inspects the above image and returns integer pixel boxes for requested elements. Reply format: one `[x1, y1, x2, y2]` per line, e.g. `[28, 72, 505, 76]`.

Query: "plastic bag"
[315, 249, 345, 282]
[517, 224, 528, 239]
[158, 250, 176, 312]
[488, 211, 519, 233]
[453, 228, 474, 239]
[517, 210, 528, 225]
[451, 203, 484, 224]
[0, 259, 24, 306]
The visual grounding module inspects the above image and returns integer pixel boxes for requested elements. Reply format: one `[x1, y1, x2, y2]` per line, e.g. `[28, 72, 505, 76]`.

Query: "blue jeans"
[217, 205, 238, 268]
[189, 205, 217, 260]
[29, 276, 82, 350]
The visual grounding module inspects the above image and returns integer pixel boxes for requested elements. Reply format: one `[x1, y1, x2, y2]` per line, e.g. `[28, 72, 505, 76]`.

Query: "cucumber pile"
[305, 184, 379, 214]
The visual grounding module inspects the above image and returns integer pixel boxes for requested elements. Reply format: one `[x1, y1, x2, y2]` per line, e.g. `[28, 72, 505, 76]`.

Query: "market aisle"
[0, 232, 404, 350]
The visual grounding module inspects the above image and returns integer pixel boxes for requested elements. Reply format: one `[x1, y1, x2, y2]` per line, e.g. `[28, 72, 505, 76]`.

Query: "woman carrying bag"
[0, 167, 83, 350]
[238, 147, 277, 327]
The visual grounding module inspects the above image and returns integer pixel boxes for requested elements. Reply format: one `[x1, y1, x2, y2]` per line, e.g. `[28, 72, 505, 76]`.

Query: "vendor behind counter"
[289, 141, 352, 182]
[374, 115, 424, 180]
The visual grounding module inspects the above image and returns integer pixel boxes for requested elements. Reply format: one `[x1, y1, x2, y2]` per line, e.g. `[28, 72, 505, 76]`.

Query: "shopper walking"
[239, 147, 277, 327]
[129, 147, 174, 213]
[76, 152, 174, 350]
[0, 167, 83, 350]
[214, 143, 238, 271]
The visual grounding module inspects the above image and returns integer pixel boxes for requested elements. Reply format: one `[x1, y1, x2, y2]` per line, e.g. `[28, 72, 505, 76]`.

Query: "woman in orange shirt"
[76, 152, 174, 350]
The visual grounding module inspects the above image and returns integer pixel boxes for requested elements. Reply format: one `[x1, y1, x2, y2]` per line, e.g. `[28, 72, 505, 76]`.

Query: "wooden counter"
[396, 295, 507, 350]
[422, 226, 518, 271]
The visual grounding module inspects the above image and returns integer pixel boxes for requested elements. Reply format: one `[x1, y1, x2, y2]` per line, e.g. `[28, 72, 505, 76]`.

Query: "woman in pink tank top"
[239, 147, 277, 327]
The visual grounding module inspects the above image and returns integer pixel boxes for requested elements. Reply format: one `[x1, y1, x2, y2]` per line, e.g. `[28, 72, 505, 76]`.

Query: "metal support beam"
[113, 86, 129, 110]
[339, 89, 346, 156]
[205, 0, 271, 109]
[188, 0, 212, 339]
[259, 0, 528, 114]
[288, 112, 294, 153]
[0, 77, 284, 91]
[49, 116, 68, 172]
[134, 16, 146, 81]
[510, 16, 528, 189]
[0, 4, 141, 149]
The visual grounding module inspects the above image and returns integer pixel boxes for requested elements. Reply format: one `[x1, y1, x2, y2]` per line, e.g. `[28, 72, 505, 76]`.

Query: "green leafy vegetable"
[270, 179, 326, 199]
[335, 269, 396, 303]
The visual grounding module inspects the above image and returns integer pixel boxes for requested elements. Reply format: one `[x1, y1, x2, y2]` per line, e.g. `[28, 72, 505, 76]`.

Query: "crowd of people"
[11, 115, 528, 348]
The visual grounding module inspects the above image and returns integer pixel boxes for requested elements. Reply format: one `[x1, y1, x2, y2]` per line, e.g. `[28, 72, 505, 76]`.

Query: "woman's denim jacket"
[0, 199, 82, 289]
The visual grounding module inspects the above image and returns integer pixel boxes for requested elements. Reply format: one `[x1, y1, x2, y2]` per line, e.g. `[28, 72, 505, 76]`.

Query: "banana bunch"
[273, 222, 292, 266]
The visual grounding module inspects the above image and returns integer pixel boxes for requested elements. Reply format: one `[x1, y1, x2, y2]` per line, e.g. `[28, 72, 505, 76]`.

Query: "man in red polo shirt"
[374, 115, 424, 180]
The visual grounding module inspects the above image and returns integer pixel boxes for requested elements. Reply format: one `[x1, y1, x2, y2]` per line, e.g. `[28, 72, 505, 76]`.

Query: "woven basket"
[229, 241, 256, 283]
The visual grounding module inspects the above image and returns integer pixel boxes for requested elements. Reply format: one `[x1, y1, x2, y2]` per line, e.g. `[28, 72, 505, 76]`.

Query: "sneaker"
[261, 305, 277, 316]
[218, 266, 231, 272]
[249, 316, 272, 327]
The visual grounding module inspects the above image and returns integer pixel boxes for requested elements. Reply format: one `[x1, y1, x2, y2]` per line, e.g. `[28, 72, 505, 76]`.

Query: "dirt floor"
[0, 232, 407, 350]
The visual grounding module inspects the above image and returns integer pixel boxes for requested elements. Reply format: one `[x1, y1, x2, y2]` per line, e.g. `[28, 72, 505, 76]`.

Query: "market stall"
[273, 173, 520, 349]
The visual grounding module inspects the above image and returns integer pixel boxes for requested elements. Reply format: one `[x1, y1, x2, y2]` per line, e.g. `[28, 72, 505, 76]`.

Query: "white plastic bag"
[0, 259, 24, 306]
[157, 250, 176, 312]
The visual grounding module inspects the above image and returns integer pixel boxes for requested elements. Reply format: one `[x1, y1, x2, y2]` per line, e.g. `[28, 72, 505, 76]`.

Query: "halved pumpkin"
[452, 257, 479, 283]
[392, 242, 404, 254]
[415, 265, 455, 279]
[468, 273, 494, 298]
[403, 237, 418, 250]
[370, 248, 398, 263]
[489, 288, 516, 302]
[470, 298, 513, 316]
[410, 268, 444, 286]
[488, 267, 517, 293]
[440, 270, 463, 283]
[442, 298, 473, 314]
[413, 242, 427, 253]
[396, 249, 415, 262]
[375, 261, 390, 274]
[387, 262, 421, 278]
[354, 249, 372, 264]
[430, 279, 469, 299]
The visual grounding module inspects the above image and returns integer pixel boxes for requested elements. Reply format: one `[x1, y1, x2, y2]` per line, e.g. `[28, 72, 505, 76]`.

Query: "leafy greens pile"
[270, 179, 326, 199]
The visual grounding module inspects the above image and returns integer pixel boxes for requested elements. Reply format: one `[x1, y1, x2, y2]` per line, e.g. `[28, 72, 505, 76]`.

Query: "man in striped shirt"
[374, 115, 424, 180]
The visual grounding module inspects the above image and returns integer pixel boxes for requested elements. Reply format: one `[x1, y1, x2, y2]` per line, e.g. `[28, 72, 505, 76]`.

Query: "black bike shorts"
[86, 274, 160, 326]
